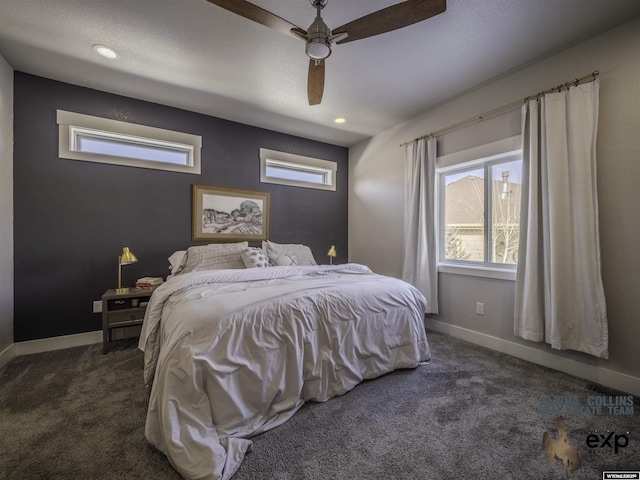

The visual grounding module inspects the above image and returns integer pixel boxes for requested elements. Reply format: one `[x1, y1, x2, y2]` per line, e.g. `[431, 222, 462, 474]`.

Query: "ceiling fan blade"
[333, 0, 446, 44]
[205, 0, 304, 38]
[291, 27, 309, 43]
[308, 60, 325, 106]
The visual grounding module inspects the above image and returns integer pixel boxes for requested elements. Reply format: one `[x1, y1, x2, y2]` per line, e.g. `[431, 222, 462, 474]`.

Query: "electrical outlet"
[476, 302, 485, 315]
[93, 300, 102, 313]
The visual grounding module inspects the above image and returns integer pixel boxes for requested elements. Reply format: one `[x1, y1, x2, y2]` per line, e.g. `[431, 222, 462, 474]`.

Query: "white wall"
[349, 17, 640, 392]
[0, 54, 14, 363]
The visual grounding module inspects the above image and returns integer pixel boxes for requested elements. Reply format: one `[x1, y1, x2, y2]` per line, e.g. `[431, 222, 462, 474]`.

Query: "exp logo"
[587, 431, 630, 454]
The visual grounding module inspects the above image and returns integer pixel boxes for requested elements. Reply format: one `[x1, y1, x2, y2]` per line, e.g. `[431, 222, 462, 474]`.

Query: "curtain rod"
[399, 70, 599, 147]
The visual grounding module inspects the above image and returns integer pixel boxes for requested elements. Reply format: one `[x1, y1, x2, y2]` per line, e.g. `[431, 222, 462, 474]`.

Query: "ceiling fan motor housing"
[306, 15, 332, 60]
[309, 0, 328, 8]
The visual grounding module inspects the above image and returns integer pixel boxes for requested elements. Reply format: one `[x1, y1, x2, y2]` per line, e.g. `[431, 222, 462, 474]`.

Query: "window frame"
[57, 110, 202, 174]
[259, 148, 337, 191]
[436, 136, 522, 281]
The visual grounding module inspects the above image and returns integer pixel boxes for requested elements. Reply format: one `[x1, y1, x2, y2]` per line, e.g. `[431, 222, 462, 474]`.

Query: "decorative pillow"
[262, 241, 317, 266]
[167, 250, 187, 276]
[272, 254, 298, 266]
[181, 242, 248, 274]
[241, 247, 271, 268]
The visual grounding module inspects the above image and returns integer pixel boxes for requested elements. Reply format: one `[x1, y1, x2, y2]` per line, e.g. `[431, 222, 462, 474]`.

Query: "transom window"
[260, 148, 336, 191]
[437, 136, 522, 278]
[57, 110, 201, 174]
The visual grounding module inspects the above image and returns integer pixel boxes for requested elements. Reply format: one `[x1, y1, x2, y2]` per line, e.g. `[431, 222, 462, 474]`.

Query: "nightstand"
[101, 288, 155, 354]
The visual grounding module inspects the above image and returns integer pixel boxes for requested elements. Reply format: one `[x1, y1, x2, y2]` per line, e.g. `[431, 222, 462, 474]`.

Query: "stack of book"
[135, 277, 163, 289]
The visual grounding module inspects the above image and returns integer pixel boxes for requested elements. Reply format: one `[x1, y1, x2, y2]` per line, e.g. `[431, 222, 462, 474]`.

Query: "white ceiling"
[1, 0, 640, 147]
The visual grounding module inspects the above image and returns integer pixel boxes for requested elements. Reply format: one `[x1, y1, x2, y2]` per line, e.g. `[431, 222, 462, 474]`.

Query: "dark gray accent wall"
[13, 72, 348, 342]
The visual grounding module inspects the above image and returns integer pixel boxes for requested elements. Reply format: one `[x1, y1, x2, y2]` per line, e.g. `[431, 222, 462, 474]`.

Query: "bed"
[138, 241, 431, 480]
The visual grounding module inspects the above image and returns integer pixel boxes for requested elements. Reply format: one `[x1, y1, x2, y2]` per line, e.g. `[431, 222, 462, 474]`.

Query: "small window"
[57, 110, 201, 174]
[260, 148, 336, 191]
[437, 136, 522, 279]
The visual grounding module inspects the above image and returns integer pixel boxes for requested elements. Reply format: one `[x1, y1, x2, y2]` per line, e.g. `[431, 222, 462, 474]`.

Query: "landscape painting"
[192, 185, 270, 242]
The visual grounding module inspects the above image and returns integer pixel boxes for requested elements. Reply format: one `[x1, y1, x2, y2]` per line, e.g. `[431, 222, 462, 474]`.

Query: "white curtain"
[515, 80, 608, 358]
[402, 137, 438, 314]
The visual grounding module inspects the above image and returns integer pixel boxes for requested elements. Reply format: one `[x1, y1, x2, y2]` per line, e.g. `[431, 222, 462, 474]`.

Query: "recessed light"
[334, 118, 346, 124]
[93, 44, 120, 60]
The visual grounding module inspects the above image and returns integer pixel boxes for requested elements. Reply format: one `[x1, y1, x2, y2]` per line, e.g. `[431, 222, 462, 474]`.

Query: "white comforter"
[139, 264, 430, 480]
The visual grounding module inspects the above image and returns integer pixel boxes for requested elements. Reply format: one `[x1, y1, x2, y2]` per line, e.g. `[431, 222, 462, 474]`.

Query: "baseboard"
[13, 330, 102, 357]
[0, 342, 15, 370]
[425, 318, 640, 397]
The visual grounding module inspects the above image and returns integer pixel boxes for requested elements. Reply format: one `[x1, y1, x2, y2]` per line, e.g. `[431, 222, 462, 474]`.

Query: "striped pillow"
[180, 242, 248, 273]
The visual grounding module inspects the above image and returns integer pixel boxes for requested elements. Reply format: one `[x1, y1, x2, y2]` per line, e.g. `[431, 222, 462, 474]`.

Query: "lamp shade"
[119, 247, 137, 265]
[327, 245, 336, 257]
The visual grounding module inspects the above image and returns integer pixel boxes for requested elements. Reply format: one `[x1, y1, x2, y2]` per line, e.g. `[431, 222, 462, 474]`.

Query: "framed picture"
[192, 185, 270, 242]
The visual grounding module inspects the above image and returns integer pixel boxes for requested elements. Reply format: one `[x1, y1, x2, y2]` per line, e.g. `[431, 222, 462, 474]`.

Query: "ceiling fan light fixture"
[305, 13, 332, 60]
[306, 38, 331, 60]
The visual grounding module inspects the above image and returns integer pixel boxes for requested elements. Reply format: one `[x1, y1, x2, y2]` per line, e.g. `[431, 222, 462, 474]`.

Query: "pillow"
[272, 254, 299, 266]
[241, 247, 271, 268]
[262, 241, 317, 266]
[181, 242, 248, 274]
[167, 250, 187, 275]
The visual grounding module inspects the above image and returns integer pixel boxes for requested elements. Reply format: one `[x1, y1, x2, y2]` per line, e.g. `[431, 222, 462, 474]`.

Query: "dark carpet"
[1, 331, 638, 480]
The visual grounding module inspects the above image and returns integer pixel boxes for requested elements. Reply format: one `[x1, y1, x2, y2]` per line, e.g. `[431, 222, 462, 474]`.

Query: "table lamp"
[327, 245, 337, 265]
[117, 247, 137, 294]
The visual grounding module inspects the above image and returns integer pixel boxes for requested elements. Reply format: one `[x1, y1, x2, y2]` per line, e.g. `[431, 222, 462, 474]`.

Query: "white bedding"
[139, 264, 430, 480]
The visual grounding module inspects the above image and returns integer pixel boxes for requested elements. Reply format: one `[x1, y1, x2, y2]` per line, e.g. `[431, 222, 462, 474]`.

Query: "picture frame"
[192, 184, 270, 242]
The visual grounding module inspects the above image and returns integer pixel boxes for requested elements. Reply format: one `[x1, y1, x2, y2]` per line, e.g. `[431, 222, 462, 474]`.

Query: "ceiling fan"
[205, 0, 446, 105]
